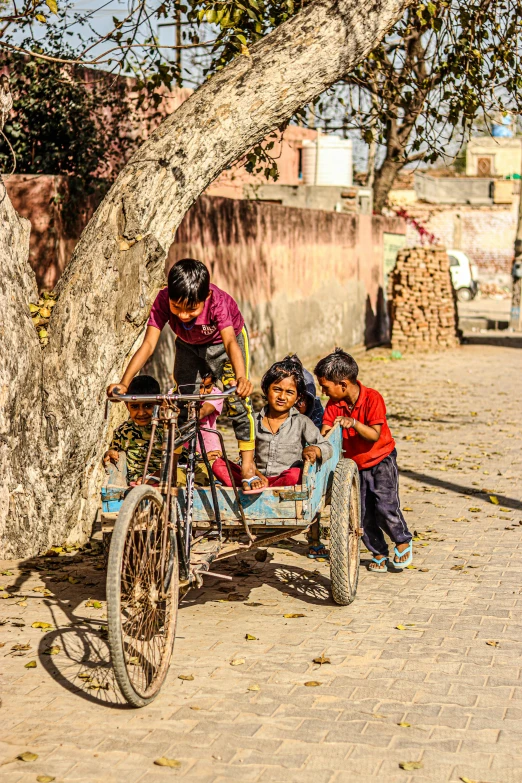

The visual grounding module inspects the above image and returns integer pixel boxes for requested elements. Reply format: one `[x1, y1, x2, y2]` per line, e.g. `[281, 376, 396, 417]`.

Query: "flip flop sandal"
[393, 541, 413, 570]
[308, 545, 329, 560]
[368, 556, 388, 573]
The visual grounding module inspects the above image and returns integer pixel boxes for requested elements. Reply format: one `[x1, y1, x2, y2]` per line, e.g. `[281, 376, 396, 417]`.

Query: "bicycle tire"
[329, 458, 361, 606]
[106, 485, 179, 707]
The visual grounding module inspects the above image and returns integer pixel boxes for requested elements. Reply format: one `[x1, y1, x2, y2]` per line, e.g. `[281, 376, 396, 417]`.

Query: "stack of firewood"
[388, 247, 460, 352]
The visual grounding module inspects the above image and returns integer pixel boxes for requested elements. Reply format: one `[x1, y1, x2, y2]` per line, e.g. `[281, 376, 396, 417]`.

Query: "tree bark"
[372, 151, 405, 213]
[0, 0, 413, 558]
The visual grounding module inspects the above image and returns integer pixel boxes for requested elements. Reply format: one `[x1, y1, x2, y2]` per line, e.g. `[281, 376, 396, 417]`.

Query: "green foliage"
[0, 53, 137, 184]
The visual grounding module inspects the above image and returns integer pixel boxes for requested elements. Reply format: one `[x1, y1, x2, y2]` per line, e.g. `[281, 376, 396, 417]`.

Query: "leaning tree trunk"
[372, 152, 405, 213]
[0, 0, 413, 558]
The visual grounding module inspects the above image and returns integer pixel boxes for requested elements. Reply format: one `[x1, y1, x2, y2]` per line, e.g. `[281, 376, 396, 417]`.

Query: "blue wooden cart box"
[101, 426, 342, 530]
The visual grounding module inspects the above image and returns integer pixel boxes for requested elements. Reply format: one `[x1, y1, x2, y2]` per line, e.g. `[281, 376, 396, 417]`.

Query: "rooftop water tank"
[492, 116, 513, 138]
[302, 135, 353, 186]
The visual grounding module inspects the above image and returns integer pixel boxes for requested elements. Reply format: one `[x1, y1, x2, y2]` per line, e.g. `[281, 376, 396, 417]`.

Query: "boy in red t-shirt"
[107, 258, 256, 488]
[315, 348, 412, 573]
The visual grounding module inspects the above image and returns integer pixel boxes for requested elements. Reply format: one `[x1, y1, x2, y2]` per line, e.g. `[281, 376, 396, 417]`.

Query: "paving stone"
[2, 343, 521, 782]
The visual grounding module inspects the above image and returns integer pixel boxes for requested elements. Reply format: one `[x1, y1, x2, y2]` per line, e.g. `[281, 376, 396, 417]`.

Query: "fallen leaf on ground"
[12, 643, 31, 651]
[37, 776, 56, 782]
[489, 495, 499, 505]
[486, 640, 499, 647]
[284, 613, 305, 618]
[245, 634, 257, 641]
[230, 658, 245, 666]
[468, 507, 481, 513]
[403, 507, 413, 512]
[453, 517, 467, 522]
[399, 761, 423, 770]
[85, 599, 102, 609]
[87, 680, 110, 690]
[247, 684, 260, 691]
[398, 722, 411, 727]
[31, 622, 52, 629]
[24, 661, 37, 668]
[419, 568, 430, 572]
[127, 656, 140, 665]
[304, 681, 321, 686]
[78, 672, 91, 679]
[313, 655, 331, 665]
[154, 757, 181, 768]
[178, 674, 194, 681]
[44, 646, 60, 655]
[17, 752, 38, 762]
[500, 508, 511, 513]
[459, 777, 477, 783]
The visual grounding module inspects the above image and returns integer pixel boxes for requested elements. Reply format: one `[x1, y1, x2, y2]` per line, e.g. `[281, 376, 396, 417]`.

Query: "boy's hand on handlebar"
[303, 445, 321, 464]
[235, 376, 253, 398]
[103, 449, 120, 464]
[107, 382, 128, 398]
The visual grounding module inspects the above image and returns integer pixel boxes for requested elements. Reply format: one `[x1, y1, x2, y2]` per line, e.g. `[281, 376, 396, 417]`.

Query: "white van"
[447, 249, 479, 301]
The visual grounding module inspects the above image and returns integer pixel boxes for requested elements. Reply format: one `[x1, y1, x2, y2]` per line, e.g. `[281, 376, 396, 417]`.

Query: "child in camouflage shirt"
[104, 375, 164, 485]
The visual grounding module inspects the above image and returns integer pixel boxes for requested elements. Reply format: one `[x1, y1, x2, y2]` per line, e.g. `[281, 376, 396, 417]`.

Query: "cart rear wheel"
[329, 459, 360, 606]
[106, 485, 179, 707]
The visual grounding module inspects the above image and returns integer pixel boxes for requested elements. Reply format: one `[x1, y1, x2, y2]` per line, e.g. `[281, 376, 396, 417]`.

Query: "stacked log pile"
[389, 247, 460, 352]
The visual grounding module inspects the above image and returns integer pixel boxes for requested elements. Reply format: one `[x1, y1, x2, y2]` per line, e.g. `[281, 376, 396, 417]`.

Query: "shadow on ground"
[400, 468, 522, 511]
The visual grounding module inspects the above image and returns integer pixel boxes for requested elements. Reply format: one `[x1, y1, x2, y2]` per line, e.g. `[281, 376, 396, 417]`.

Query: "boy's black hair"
[261, 355, 306, 399]
[314, 348, 359, 383]
[200, 368, 217, 383]
[168, 258, 210, 307]
[128, 375, 161, 395]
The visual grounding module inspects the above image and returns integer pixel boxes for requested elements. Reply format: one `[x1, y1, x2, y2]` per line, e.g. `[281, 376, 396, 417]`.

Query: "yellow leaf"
[486, 640, 500, 647]
[304, 681, 321, 686]
[460, 777, 477, 783]
[127, 656, 140, 665]
[44, 646, 60, 655]
[403, 507, 413, 512]
[24, 661, 37, 668]
[119, 240, 131, 251]
[399, 761, 423, 770]
[470, 411, 477, 416]
[500, 507, 511, 513]
[396, 625, 407, 630]
[37, 776, 56, 783]
[247, 684, 260, 691]
[39, 307, 51, 318]
[17, 751, 38, 762]
[230, 658, 245, 666]
[313, 655, 331, 665]
[29, 303, 39, 313]
[453, 517, 467, 522]
[38, 329, 48, 339]
[45, 0, 58, 13]
[398, 722, 411, 727]
[489, 495, 499, 505]
[32, 621, 52, 629]
[12, 643, 31, 651]
[284, 613, 305, 618]
[178, 674, 194, 681]
[245, 634, 257, 640]
[154, 757, 181, 768]
[85, 599, 102, 609]
[468, 507, 481, 512]
[35, 13, 46, 22]
[240, 44, 250, 56]
[78, 672, 91, 679]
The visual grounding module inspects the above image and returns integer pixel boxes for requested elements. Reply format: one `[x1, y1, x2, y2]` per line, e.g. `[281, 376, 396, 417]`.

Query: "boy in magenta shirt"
[107, 258, 256, 487]
[315, 348, 413, 573]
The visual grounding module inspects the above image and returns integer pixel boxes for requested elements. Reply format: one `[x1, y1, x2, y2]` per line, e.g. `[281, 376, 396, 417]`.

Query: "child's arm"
[220, 326, 253, 399]
[199, 402, 217, 419]
[107, 325, 161, 396]
[334, 416, 381, 443]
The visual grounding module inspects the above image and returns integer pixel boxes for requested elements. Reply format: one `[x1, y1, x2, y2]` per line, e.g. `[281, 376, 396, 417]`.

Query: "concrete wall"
[169, 196, 405, 377]
[404, 201, 518, 278]
[242, 183, 372, 214]
[415, 172, 493, 205]
[466, 136, 522, 177]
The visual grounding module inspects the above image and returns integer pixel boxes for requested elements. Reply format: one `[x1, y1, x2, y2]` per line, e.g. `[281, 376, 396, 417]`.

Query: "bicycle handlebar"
[107, 387, 238, 403]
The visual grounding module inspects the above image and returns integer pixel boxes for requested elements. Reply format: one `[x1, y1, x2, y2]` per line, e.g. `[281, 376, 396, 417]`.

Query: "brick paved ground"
[1, 338, 521, 783]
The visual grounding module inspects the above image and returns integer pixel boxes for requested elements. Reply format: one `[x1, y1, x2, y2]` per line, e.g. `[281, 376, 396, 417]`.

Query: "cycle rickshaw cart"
[102, 387, 361, 707]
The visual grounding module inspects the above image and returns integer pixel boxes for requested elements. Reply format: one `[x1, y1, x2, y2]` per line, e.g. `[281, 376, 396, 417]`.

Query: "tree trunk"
[0, 0, 413, 558]
[372, 151, 404, 213]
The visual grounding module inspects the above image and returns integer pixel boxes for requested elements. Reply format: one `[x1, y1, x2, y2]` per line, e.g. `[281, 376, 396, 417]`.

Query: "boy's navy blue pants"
[359, 449, 412, 557]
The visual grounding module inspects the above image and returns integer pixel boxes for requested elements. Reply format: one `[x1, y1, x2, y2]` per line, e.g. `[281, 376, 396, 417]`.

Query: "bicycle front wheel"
[106, 485, 179, 707]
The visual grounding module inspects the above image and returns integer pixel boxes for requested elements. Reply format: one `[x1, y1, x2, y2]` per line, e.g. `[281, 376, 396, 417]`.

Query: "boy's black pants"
[359, 449, 412, 557]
